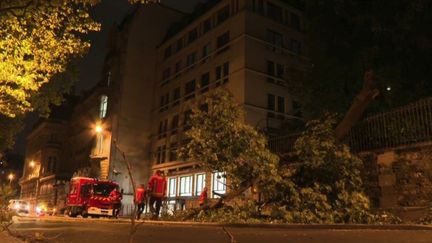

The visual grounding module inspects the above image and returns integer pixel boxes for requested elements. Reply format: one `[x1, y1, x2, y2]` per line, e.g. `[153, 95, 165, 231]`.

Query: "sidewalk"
[13, 215, 432, 231]
[0, 231, 24, 243]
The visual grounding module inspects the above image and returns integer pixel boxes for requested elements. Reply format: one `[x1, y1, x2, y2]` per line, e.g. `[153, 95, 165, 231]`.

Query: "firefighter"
[109, 187, 122, 218]
[199, 186, 208, 208]
[147, 170, 167, 220]
[135, 184, 146, 220]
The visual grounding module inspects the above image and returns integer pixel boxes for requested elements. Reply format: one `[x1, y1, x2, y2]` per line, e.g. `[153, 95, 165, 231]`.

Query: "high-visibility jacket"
[109, 189, 122, 203]
[147, 174, 167, 198]
[135, 187, 146, 203]
[199, 190, 207, 205]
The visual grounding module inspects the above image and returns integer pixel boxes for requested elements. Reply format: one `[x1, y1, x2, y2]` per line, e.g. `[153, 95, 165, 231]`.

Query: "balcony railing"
[348, 97, 432, 152]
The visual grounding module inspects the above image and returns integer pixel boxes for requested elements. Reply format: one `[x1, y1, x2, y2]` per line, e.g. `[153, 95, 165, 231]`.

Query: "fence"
[348, 97, 432, 152]
[268, 97, 432, 154]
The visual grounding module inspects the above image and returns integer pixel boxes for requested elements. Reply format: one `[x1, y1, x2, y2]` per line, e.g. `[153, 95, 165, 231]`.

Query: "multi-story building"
[19, 106, 74, 211]
[150, 0, 308, 209]
[20, 0, 307, 214]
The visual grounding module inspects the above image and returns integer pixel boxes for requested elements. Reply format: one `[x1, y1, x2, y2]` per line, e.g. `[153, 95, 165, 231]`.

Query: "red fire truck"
[66, 177, 120, 218]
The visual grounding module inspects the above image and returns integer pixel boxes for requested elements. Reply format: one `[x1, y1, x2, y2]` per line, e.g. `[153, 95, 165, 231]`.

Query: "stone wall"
[360, 144, 432, 209]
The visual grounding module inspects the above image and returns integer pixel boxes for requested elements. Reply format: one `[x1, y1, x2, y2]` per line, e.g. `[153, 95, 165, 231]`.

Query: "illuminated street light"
[8, 173, 14, 185]
[386, 86, 392, 91]
[29, 160, 35, 168]
[95, 125, 103, 134]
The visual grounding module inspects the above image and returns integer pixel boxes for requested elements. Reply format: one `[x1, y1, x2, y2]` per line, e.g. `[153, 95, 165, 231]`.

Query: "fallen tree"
[180, 70, 380, 220]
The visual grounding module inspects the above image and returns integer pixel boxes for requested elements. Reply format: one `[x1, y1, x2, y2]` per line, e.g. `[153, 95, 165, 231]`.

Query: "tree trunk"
[183, 178, 255, 220]
[334, 70, 380, 141]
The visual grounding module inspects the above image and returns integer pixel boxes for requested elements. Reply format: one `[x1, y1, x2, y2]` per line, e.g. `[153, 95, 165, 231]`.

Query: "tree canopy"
[180, 88, 281, 197]
[298, 0, 432, 118]
[0, 0, 153, 152]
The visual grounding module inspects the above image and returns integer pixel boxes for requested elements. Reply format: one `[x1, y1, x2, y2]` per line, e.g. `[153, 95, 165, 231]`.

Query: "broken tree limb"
[183, 178, 256, 220]
[334, 70, 380, 141]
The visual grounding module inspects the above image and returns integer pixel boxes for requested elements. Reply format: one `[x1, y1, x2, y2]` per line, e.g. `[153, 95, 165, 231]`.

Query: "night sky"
[12, 0, 203, 156]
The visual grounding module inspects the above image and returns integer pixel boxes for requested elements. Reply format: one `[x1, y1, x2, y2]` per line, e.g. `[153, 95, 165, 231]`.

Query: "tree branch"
[334, 70, 380, 141]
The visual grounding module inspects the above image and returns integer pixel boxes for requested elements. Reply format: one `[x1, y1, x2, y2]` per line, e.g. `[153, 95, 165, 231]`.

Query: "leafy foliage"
[179, 90, 388, 224]
[0, 0, 101, 118]
[0, 185, 16, 231]
[179, 88, 280, 194]
[297, 0, 432, 118]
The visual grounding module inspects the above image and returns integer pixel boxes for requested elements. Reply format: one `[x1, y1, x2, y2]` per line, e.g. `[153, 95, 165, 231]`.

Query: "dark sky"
[78, 0, 203, 91]
[12, 0, 203, 156]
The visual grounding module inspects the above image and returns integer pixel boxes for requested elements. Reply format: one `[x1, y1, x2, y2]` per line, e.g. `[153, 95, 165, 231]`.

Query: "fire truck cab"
[66, 177, 120, 218]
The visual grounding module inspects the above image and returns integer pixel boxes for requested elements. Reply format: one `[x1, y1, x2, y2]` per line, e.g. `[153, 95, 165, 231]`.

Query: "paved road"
[10, 217, 432, 243]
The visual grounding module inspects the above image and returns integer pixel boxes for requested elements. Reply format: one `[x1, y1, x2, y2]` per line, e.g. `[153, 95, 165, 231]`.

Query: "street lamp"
[8, 173, 14, 185]
[29, 160, 35, 168]
[95, 124, 103, 134]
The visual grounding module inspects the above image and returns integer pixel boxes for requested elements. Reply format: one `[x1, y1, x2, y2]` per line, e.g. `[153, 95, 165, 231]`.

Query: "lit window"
[99, 95, 108, 118]
[179, 175, 192, 196]
[195, 173, 206, 195]
[168, 177, 177, 198]
[212, 171, 226, 198]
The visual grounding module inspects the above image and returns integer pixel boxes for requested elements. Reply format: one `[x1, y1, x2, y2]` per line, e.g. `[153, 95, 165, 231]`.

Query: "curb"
[14, 216, 432, 231]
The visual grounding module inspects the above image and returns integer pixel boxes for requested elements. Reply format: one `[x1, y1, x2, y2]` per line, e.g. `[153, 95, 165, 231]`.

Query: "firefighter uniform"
[147, 170, 167, 219]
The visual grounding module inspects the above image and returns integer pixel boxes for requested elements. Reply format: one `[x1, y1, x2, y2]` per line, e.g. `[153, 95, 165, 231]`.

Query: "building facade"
[150, 0, 307, 210]
[19, 118, 71, 212]
[20, 0, 307, 214]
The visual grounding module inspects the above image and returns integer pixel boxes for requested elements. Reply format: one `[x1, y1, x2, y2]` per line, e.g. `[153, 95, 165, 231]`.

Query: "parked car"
[8, 200, 30, 214]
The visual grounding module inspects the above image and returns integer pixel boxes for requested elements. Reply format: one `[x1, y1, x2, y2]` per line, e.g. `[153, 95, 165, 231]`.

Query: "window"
[168, 178, 177, 197]
[288, 38, 302, 55]
[216, 5, 230, 25]
[159, 93, 169, 112]
[290, 13, 301, 31]
[266, 29, 283, 48]
[179, 175, 193, 196]
[173, 87, 181, 106]
[216, 32, 230, 54]
[277, 96, 285, 113]
[164, 46, 172, 59]
[200, 72, 210, 93]
[267, 94, 275, 112]
[267, 2, 283, 23]
[215, 62, 229, 85]
[99, 95, 108, 118]
[171, 115, 179, 134]
[184, 80, 196, 100]
[175, 61, 182, 78]
[47, 156, 57, 173]
[212, 171, 226, 198]
[169, 142, 178, 161]
[203, 18, 212, 33]
[202, 43, 211, 62]
[176, 39, 183, 52]
[162, 68, 171, 84]
[158, 119, 168, 138]
[195, 173, 206, 195]
[267, 94, 285, 119]
[186, 52, 196, 68]
[267, 61, 284, 85]
[156, 146, 167, 164]
[183, 109, 192, 130]
[188, 28, 198, 44]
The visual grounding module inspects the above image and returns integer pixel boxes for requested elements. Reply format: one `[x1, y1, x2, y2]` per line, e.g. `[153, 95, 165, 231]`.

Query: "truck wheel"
[69, 207, 78, 217]
[82, 209, 88, 218]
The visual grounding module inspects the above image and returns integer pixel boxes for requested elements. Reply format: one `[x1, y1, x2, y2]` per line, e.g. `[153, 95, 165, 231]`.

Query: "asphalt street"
[9, 216, 432, 243]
